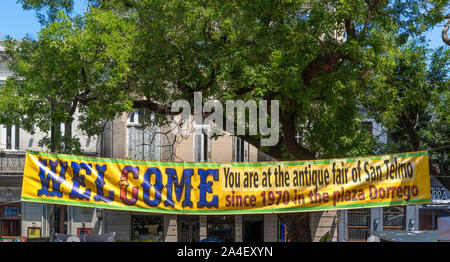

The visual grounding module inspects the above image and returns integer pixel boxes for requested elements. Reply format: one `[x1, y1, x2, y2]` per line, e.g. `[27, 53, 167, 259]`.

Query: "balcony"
[0, 151, 100, 174]
[0, 152, 25, 186]
[0, 151, 25, 173]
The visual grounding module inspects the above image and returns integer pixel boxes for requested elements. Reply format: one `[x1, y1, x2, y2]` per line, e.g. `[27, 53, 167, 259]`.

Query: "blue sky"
[0, 0, 88, 40]
[0, 0, 447, 50]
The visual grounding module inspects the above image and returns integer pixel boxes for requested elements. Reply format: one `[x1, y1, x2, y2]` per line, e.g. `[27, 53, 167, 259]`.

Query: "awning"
[369, 230, 438, 242]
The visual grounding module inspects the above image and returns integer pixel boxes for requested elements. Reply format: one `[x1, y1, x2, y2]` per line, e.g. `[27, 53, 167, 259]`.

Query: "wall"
[338, 206, 418, 242]
[310, 210, 339, 242]
[211, 134, 233, 162]
[174, 131, 194, 162]
[21, 202, 45, 238]
[102, 113, 128, 159]
[71, 206, 101, 235]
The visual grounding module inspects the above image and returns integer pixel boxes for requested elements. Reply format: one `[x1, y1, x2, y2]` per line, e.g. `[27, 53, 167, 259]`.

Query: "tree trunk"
[399, 112, 450, 190]
[49, 102, 56, 242]
[399, 112, 423, 151]
[443, 14, 450, 46]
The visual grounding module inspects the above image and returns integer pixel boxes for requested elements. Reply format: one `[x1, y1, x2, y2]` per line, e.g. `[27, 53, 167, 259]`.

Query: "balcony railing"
[0, 152, 26, 173]
[0, 151, 102, 174]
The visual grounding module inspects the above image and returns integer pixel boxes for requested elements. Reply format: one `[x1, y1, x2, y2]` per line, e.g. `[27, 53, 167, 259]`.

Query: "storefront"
[418, 177, 450, 231]
[339, 177, 450, 242]
[100, 211, 276, 242]
[178, 216, 199, 242]
[0, 186, 21, 237]
[207, 216, 234, 242]
[132, 214, 164, 242]
[339, 205, 418, 242]
[0, 203, 21, 236]
[243, 215, 264, 242]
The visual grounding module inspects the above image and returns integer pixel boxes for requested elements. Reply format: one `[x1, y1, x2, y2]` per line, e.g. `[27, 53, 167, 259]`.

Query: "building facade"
[338, 177, 450, 242]
[337, 113, 450, 241]
[0, 106, 339, 242]
[92, 112, 333, 242]
[0, 41, 103, 240]
[1, 41, 448, 242]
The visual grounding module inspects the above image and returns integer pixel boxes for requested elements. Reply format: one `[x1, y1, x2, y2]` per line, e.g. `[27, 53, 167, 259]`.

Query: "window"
[128, 109, 148, 125]
[130, 111, 136, 123]
[0, 220, 20, 236]
[194, 126, 209, 162]
[132, 215, 163, 242]
[54, 205, 67, 234]
[0, 204, 21, 237]
[207, 216, 234, 242]
[6, 126, 11, 149]
[129, 110, 139, 125]
[235, 137, 246, 162]
[419, 210, 434, 230]
[28, 138, 34, 148]
[127, 110, 160, 161]
[419, 209, 446, 231]
[243, 215, 264, 242]
[383, 206, 406, 231]
[347, 208, 371, 242]
[178, 216, 199, 242]
[15, 126, 19, 150]
[1, 125, 20, 150]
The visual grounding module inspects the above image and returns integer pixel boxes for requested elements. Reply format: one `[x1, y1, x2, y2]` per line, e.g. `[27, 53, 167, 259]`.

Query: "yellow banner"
[21, 151, 431, 214]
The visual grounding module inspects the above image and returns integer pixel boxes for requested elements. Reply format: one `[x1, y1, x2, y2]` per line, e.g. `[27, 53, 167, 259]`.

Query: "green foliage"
[0, 9, 133, 153]
[363, 38, 449, 182]
[3, 0, 447, 243]
[319, 231, 330, 242]
[2, 0, 449, 164]
[37, 134, 82, 155]
[18, 0, 76, 24]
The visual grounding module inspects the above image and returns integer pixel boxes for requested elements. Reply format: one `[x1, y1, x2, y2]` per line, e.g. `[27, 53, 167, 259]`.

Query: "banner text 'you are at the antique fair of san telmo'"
[21, 151, 431, 214]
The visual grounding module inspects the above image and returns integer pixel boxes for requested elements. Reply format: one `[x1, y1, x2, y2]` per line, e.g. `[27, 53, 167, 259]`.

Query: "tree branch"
[344, 18, 358, 40]
[301, 52, 350, 86]
[132, 99, 179, 115]
[399, 112, 423, 151]
[235, 133, 284, 161]
[280, 111, 316, 160]
[443, 14, 450, 46]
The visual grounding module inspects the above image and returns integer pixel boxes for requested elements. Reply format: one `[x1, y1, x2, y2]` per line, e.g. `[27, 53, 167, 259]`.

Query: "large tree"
[362, 40, 449, 188]
[1, 0, 449, 241]
[0, 8, 133, 153]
